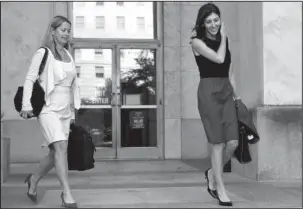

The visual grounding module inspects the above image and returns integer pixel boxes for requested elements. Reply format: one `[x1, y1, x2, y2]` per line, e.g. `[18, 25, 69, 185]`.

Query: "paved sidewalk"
[1, 160, 302, 208]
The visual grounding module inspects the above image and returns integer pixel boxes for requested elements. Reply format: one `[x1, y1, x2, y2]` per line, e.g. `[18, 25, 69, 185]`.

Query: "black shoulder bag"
[14, 47, 49, 117]
[233, 100, 252, 164]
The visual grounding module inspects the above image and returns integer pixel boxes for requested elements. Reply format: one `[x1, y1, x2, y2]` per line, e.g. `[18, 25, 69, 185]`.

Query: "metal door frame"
[115, 45, 163, 159]
[69, 2, 164, 160]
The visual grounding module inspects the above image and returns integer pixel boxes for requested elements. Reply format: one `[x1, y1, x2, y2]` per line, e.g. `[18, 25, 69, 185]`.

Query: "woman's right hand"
[220, 22, 226, 38]
[20, 110, 34, 119]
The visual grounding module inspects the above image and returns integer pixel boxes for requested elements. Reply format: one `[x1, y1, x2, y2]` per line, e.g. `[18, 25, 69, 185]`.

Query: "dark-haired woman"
[190, 3, 239, 207]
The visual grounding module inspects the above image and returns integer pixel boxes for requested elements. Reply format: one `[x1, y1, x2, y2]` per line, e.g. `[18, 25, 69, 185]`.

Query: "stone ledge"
[2, 119, 46, 162]
[232, 105, 302, 181]
[1, 137, 10, 183]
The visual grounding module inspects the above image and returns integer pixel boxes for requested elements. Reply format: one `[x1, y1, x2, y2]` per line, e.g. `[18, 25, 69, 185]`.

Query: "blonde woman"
[20, 16, 80, 208]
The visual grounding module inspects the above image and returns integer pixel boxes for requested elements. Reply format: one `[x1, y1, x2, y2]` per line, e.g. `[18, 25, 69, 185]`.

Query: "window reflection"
[75, 2, 86, 7]
[74, 49, 112, 105]
[121, 109, 157, 147]
[120, 49, 157, 147]
[75, 16, 85, 28]
[136, 17, 145, 31]
[76, 109, 112, 148]
[95, 16, 105, 30]
[96, 2, 104, 6]
[72, 2, 154, 39]
[116, 2, 124, 7]
[120, 49, 156, 106]
[116, 16, 125, 30]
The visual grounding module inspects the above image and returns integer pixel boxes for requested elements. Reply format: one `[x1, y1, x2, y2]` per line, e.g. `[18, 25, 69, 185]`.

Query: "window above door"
[70, 2, 158, 40]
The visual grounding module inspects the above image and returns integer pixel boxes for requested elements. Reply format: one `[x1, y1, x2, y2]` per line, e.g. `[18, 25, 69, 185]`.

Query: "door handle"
[117, 92, 121, 107]
[110, 92, 121, 106]
[111, 92, 116, 106]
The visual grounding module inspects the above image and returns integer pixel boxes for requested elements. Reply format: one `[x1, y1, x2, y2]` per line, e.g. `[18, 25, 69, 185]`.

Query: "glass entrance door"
[117, 47, 162, 159]
[74, 46, 163, 159]
[74, 48, 117, 159]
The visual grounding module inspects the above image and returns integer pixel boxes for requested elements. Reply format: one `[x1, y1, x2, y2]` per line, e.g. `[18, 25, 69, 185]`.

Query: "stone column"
[1, 111, 10, 183]
[163, 2, 182, 159]
[1, 111, 3, 183]
[179, 2, 208, 158]
[1, 2, 54, 162]
[232, 2, 302, 181]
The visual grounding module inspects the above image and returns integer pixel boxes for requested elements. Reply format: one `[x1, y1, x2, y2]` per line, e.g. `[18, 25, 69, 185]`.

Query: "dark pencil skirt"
[197, 78, 239, 144]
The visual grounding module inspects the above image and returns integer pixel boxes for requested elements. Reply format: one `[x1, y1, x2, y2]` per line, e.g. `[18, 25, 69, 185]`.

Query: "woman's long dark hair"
[190, 3, 221, 41]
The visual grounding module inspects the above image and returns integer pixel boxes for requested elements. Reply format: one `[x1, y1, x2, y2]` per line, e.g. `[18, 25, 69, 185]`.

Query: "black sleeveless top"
[194, 37, 231, 78]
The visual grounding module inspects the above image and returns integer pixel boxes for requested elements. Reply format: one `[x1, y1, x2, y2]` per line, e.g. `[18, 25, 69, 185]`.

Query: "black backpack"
[68, 124, 96, 171]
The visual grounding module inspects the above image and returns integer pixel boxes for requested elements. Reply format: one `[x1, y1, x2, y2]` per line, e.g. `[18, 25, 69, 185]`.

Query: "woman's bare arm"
[191, 36, 226, 64]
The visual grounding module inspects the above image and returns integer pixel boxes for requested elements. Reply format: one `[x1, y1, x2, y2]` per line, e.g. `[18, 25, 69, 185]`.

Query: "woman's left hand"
[20, 110, 35, 119]
[232, 92, 240, 101]
[70, 119, 75, 124]
[233, 96, 241, 101]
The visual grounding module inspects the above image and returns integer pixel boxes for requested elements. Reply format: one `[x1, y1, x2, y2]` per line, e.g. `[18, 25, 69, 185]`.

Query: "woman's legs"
[52, 140, 75, 204]
[28, 147, 55, 195]
[209, 90, 239, 202]
[223, 140, 238, 165]
[209, 140, 238, 202]
[35, 112, 76, 205]
[211, 143, 230, 202]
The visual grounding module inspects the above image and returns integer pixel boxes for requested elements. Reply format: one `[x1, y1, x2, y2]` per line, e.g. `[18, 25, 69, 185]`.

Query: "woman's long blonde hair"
[42, 16, 72, 61]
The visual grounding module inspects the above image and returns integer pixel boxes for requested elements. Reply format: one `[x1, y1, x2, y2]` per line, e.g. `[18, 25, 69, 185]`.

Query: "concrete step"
[3, 171, 254, 190]
[38, 186, 247, 208]
[8, 160, 200, 175]
[2, 160, 302, 208]
[3, 160, 252, 188]
[3, 184, 301, 208]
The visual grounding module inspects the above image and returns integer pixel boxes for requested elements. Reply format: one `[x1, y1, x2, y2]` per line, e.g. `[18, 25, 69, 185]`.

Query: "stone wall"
[232, 2, 302, 181]
[1, 2, 54, 119]
[163, 2, 182, 159]
[1, 2, 67, 162]
[232, 106, 302, 181]
[263, 2, 302, 105]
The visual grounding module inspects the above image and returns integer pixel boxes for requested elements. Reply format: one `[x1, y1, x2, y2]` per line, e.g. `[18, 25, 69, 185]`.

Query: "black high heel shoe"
[204, 169, 218, 199]
[60, 192, 78, 208]
[217, 194, 233, 207]
[24, 174, 37, 203]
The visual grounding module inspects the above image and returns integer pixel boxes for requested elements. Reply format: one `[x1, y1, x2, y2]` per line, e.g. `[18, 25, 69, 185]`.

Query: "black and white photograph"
[1, 1, 302, 208]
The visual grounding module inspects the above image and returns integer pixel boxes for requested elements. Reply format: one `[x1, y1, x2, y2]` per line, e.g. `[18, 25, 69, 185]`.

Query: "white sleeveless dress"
[38, 50, 77, 147]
